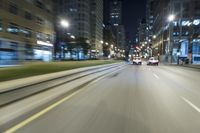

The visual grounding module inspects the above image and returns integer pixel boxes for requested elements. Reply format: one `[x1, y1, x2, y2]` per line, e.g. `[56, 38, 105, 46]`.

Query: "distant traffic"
[131, 56, 159, 66]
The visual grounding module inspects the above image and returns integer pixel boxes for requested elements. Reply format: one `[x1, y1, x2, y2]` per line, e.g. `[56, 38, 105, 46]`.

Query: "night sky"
[104, 0, 147, 40]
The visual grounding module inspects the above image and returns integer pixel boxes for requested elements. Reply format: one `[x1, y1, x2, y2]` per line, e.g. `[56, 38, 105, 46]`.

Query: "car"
[133, 57, 142, 65]
[147, 57, 159, 65]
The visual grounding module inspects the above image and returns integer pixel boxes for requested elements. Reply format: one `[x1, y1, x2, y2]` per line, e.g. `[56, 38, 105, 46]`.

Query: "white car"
[133, 57, 142, 65]
[147, 57, 159, 65]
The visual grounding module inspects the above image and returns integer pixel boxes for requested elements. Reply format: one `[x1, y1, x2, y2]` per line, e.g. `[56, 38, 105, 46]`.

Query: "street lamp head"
[168, 14, 175, 22]
[153, 35, 156, 39]
[100, 40, 104, 44]
[60, 20, 70, 28]
[70, 35, 75, 39]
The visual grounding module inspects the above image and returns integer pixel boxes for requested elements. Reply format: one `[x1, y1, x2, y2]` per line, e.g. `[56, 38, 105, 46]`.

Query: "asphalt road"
[5, 64, 200, 133]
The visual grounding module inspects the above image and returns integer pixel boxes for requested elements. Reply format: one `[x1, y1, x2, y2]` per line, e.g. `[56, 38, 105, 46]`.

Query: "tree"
[103, 45, 110, 57]
[76, 37, 91, 55]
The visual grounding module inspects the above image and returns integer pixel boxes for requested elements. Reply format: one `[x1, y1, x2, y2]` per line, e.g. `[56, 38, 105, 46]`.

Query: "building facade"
[103, 24, 117, 58]
[151, 0, 200, 64]
[0, 0, 55, 65]
[55, 0, 103, 59]
[138, 18, 147, 46]
[90, 0, 104, 55]
[109, 0, 122, 26]
[109, 0, 126, 50]
[146, 0, 158, 44]
[116, 25, 126, 48]
[150, 0, 168, 58]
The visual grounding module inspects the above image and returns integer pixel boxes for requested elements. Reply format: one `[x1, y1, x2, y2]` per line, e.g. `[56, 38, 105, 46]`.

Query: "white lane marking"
[153, 73, 159, 79]
[181, 96, 200, 113]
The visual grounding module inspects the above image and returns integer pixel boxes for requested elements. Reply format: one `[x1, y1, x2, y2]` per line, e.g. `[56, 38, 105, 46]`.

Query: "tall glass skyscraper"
[109, 0, 126, 49]
[56, 0, 103, 58]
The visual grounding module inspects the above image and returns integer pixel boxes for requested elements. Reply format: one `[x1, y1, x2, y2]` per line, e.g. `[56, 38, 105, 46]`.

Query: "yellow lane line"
[4, 89, 82, 133]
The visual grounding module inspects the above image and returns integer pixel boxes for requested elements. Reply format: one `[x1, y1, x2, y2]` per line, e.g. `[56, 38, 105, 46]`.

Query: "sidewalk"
[161, 63, 200, 69]
[181, 64, 200, 69]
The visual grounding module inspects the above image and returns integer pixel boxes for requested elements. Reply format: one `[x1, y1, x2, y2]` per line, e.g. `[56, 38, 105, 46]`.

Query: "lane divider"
[181, 96, 200, 113]
[153, 73, 159, 79]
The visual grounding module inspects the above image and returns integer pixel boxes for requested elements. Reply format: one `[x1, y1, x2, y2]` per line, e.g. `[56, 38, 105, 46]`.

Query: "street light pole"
[188, 19, 193, 64]
[59, 19, 72, 60]
[168, 14, 175, 63]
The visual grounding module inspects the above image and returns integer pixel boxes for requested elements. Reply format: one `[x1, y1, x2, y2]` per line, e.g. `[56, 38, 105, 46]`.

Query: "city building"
[0, 0, 55, 65]
[109, 0, 122, 26]
[109, 0, 126, 50]
[151, 0, 200, 64]
[55, 0, 103, 60]
[136, 18, 151, 58]
[138, 18, 147, 46]
[151, 0, 169, 61]
[103, 24, 117, 58]
[90, 0, 104, 56]
[146, 0, 158, 45]
[116, 25, 126, 49]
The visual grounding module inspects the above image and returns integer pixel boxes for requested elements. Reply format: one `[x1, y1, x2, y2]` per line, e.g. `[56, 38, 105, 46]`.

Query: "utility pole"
[188, 2, 195, 64]
[188, 20, 193, 64]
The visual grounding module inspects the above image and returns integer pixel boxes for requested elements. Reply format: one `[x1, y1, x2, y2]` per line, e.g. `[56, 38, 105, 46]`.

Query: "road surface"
[4, 65, 200, 133]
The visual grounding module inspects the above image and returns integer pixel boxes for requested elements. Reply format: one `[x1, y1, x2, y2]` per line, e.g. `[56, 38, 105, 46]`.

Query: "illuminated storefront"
[171, 19, 200, 64]
[0, 39, 53, 65]
[192, 39, 200, 64]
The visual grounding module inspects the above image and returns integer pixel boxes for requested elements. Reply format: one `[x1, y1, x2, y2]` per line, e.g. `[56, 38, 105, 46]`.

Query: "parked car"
[147, 57, 159, 65]
[133, 57, 142, 65]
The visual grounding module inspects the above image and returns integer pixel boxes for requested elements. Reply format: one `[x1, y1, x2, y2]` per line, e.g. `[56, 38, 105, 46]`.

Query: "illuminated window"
[173, 21, 178, 26]
[193, 19, 200, 26]
[7, 23, 19, 34]
[20, 28, 32, 38]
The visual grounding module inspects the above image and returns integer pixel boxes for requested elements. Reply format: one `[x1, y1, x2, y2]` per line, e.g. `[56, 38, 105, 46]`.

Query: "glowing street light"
[70, 35, 75, 39]
[105, 42, 109, 45]
[168, 14, 175, 22]
[60, 20, 70, 28]
[167, 14, 175, 63]
[153, 35, 156, 39]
